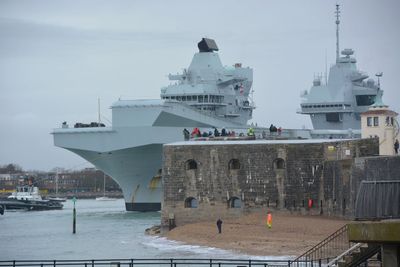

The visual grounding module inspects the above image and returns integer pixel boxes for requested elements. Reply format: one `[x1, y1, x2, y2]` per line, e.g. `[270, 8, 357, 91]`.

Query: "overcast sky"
[0, 0, 399, 171]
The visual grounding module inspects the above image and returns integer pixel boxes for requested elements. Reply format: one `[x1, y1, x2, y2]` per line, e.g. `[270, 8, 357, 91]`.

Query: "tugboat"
[0, 181, 63, 211]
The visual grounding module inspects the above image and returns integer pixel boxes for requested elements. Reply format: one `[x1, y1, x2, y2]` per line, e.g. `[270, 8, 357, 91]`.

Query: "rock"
[145, 225, 161, 235]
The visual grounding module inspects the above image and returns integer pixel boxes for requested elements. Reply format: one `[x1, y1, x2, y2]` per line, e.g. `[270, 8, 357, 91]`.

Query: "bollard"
[72, 197, 77, 234]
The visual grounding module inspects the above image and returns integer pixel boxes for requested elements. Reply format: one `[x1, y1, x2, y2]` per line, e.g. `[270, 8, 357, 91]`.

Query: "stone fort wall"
[161, 138, 382, 227]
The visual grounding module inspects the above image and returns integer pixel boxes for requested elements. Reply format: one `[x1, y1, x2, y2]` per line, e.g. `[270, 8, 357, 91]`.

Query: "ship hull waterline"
[67, 144, 163, 211]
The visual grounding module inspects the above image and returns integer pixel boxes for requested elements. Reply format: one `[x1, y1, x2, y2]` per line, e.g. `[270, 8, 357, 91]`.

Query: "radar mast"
[335, 4, 341, 62]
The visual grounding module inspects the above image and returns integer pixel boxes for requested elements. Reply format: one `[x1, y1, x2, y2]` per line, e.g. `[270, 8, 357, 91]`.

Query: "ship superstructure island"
[53, 38, 255, 211]
[299, 5, 383, 130]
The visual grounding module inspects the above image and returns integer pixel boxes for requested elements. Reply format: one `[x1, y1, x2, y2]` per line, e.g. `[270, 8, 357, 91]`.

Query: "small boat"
[96, 174, 116, 201]
[47, 173, 67, 202]
[95, 196, 116, 201]
[0, 185, 63, 211]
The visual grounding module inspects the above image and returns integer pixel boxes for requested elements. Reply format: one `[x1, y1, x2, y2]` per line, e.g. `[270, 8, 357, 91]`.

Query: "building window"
[367, 117, 372, 126]
[228, 159, 240, 170]
[184, 197, 198, 208]
[228, 197, 241, 208]
[373, 117, 379, 126]
[274, 158, 285, 169]
[185, 159, 197, 170]
[385, 116, 394, 126]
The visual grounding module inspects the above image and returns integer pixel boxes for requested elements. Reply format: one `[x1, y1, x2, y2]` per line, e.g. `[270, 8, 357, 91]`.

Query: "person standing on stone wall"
[395, 139, 399, 154]
[216, 218, 223, 234]
[183, 128, 190, 141]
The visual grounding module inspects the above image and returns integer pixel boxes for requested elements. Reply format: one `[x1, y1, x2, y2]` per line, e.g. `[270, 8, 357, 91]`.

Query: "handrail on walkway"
[0, 258, 309, 267]
[290, 224, 351, 266]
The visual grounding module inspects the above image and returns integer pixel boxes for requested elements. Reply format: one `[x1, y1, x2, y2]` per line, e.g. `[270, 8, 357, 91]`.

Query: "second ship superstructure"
[299, 5, 383, 130]
[53, 38, 255, 211]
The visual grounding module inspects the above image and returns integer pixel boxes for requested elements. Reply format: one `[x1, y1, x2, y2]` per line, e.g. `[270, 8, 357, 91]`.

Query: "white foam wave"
[142, 236, 294, 260]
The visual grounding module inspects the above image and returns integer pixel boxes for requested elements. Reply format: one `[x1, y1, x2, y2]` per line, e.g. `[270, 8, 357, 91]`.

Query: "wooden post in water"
[72, 197, 77, 234]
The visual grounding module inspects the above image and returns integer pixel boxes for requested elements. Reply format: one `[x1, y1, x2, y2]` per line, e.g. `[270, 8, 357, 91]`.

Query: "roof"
[361, 109, 398, 116]
[370, 93, 388, 108]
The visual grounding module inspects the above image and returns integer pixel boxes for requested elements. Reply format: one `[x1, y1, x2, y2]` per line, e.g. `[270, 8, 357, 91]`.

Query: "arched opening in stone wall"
[185, 159, 198, 170]
[273, 158, 285, 169]
[184, 197, 198, 208]
[228, 197, 241, 208]
[228, 159, 240, 170]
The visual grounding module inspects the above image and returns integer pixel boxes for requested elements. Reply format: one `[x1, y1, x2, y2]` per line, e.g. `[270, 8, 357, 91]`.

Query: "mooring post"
[72, 197, 77, 234]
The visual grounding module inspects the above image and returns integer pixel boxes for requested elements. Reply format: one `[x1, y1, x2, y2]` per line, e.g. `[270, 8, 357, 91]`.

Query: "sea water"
[0, 199, 285, 261]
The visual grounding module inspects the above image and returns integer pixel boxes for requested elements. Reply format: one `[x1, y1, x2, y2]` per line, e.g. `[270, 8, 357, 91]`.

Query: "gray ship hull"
[68, 144, 163, 211]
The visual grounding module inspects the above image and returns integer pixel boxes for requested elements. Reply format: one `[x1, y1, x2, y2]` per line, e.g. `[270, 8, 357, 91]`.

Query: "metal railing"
[0, 258, 305, 267]
[290, 225, 351, 266]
